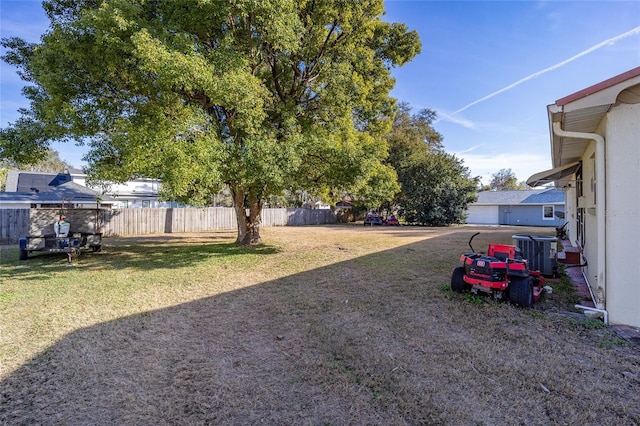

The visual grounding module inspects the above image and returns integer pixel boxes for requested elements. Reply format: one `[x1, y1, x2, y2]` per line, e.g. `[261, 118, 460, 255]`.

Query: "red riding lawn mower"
[451, 232, 546, 307]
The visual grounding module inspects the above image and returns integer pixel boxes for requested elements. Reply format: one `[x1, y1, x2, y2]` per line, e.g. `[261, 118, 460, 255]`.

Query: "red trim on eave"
[556, 66, 640, 106]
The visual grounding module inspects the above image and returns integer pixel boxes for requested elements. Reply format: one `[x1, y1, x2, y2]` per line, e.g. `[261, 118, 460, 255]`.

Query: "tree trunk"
[232, 186, 263, 246]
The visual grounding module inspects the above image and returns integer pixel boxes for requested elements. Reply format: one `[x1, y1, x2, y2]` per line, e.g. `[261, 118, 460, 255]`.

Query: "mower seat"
[488, 244, 517, 261]
[493, 252, 509, 261]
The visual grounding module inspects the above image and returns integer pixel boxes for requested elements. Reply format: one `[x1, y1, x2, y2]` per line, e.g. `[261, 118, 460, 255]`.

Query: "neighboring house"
[5, 169, 75, 192]
[302, 199, 331, 209]
[0, 180, 114, 209]
[466, 189, 565, 227]
[527, 66, 640, 327]
[335, 200, 353, 210]
[4, 170, 171, 208]
[0, 192, 41, 209]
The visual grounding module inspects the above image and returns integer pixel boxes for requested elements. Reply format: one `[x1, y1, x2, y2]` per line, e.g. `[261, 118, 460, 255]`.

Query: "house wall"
[579, 140, 600, 304]
[564, 185, 579, 252]
[498, 205, 564, 227]
[604, 103, 640, 327]
[112, 199, 173, 209]
[72, 175, 169, 208]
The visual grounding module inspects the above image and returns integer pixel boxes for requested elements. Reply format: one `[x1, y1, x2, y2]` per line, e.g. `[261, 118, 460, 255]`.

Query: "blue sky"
[2, 1, 640, 185]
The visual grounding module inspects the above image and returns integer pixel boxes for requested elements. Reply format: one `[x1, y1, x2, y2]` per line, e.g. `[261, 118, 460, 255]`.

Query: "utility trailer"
[18, 208, 105, 263]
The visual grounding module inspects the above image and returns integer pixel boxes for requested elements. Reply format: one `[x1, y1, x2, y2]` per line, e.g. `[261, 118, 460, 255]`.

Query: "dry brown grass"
[1, 225, 639, 425]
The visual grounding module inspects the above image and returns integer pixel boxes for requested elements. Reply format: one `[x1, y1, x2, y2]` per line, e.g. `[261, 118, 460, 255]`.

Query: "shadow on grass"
[1, 238, 281, 281]
[92, 241, 281, 271]
[1, 228, 638, 425]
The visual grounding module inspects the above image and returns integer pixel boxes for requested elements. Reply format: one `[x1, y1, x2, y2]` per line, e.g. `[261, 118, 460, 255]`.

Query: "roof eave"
[546, 67, 640, 168]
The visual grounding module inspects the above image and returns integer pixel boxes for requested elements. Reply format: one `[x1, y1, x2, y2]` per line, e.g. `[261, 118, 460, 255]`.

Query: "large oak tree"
[1, 0, 420, 244]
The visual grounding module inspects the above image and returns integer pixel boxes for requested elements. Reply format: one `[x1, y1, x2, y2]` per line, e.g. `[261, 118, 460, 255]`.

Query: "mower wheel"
[451, 267, 470, 292]
[509, 277, 533, 308]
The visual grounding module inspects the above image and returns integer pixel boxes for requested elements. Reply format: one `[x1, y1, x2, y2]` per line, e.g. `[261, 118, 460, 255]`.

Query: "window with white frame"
[543, 205, 554, 220]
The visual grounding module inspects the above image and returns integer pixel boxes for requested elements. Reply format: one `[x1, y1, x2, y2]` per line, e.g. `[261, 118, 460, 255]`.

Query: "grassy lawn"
[1, 225, 639, 424]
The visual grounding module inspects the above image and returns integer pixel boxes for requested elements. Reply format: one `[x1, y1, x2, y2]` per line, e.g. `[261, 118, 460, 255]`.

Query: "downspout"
[552, 122, 607, 319]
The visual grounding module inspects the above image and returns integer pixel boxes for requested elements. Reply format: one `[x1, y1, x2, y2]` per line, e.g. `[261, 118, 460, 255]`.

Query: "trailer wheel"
[19, 249, 28, 261]
[451, 267, 470, 292]
[509, 277, 533, 308]
[92, 245, 102, 252]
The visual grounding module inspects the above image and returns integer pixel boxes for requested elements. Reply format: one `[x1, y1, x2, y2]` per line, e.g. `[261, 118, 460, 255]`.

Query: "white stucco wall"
[604, 103, 640, 327]
[579, 141, 600, 304]
[564, 185, 577, 244]
[70, 174, 165, 209]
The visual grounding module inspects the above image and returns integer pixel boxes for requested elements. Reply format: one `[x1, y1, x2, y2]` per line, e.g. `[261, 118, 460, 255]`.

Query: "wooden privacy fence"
[0, 207, 337, 244]
[0, 208, 30, 245]
[101, 207, 237, 236]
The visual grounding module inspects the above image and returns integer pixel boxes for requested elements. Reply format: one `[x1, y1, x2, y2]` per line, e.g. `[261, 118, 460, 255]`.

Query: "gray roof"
[39, 181, 114, 201]
[474, 189, 564, 205]
[521, 189, 565, 204]
[3, 170, 113, 205]
[0, 181, 114, 204]
[0, 192, 39, 203]
[5, 171, 73, 193]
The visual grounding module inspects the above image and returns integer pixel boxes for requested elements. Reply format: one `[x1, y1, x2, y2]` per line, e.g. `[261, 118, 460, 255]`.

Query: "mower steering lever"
[468, 232, 480, 253]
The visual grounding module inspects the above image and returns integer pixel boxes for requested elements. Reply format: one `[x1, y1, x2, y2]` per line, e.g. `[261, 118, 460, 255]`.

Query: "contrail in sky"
[451, 25, 640, 116]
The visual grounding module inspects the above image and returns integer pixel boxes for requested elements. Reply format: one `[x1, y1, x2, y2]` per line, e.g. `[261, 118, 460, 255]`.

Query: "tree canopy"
[488, 168, 526, 191]
[1, 0, 420, 244]
[385, 103, 478, 226]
